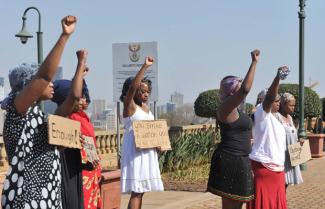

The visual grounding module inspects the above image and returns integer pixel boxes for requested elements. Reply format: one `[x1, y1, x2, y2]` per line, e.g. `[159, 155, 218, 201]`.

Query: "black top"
[218, 112, 252, 156]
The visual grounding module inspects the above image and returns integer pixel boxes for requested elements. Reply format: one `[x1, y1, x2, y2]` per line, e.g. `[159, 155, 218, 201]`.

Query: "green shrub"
[278, 84, 321, 119]
[194, 89, 220, 118]
[245, 103, 254, 116]
[159, 128, 218, 173]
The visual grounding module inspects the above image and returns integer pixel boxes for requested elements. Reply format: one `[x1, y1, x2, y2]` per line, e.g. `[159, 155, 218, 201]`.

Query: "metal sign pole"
[116, 101, 121, 168]
[154, 101, 157, 119]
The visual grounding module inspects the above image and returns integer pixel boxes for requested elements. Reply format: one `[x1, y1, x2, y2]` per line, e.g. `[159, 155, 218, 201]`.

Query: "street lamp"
[298, 0, 307, 170]
[298, 0, 306, 140]
[15, 7, 43, 64]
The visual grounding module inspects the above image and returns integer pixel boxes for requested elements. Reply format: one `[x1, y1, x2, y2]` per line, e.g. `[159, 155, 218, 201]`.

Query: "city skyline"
[0, 1, 325, 105]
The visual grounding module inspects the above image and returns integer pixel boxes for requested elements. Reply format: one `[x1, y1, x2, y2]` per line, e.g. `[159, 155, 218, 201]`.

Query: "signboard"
[132, 120, 171, 150]
[48, 114, 81, 149]
[83, 136, 100, 164]
[288, 140, 312, 167]
[112, 42, 158, 102]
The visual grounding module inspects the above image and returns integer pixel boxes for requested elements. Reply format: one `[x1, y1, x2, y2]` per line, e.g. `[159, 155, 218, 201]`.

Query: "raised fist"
[277, 66, 290, 80]
[251, 49, 260, 62]
[144, 56, 154, 67]
[76, 49, 88, 65]
[61, 15, 77, 35]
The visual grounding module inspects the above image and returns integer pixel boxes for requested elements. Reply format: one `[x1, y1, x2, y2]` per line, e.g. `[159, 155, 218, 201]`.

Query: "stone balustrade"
[0, 137, 7, 173]
[169, 124, 216, 139]
[0, 124, 217, 172]
[1, 119, 322, 173]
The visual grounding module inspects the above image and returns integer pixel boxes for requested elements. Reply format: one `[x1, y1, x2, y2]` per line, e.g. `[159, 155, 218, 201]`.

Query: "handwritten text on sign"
[288, 140, 311, 167]
[48, 115, 81, 149]
[133, 120, 171, 150]
[83, 136, 100, 163]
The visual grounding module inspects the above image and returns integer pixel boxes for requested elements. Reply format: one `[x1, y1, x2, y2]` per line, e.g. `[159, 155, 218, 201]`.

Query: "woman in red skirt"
[70, 95, 102, 209]
[53, 59, 102, 209]
[249, 67, 290, 209]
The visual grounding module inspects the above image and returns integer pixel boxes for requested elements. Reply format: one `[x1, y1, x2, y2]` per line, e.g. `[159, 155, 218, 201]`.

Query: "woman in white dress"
[277, 93, 303, 187]
[120, 56, 164, 209]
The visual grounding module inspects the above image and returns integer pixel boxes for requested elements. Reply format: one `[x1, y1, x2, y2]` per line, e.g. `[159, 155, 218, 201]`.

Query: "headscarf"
[280, 92, 295, 104]
[1, 63, 38, 110]
[52, 79, 91, 106]
[218, 76, 242, 102]
[256, 88, 280, 105]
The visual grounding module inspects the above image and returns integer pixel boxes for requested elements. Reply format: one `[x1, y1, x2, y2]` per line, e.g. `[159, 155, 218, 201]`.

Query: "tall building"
[91, 99, 106, 120]
[157, 105, 166, 117]
[44, 67, 63, 114]
[0, 77, 4, 101]
[93, 108, 117, 131]
[166, 102, 176, 113]
[106, 111, 117, 130]
[171, 92, 184, 108]
[54, 67, 63, 81]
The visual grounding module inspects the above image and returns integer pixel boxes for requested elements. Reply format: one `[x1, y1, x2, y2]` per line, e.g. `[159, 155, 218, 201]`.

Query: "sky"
[0, 0, 325, 105]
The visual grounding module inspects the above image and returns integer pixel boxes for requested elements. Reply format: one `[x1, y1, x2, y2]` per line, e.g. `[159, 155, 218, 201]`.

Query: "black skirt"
[60, 149, 84, 209]
[207, 149, 254, 202]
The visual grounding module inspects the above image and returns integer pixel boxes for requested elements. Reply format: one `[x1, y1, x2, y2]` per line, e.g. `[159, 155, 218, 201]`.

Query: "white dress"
[121, 106, 164, 193]
[276, 113, 303, 185]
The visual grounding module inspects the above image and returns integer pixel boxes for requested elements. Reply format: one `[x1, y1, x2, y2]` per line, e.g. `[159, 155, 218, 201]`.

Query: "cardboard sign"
[83, 136, 100, 163]
[288, 140, 312, 167]
[132, 120, 171, 150]
[48, 115, 81, 149]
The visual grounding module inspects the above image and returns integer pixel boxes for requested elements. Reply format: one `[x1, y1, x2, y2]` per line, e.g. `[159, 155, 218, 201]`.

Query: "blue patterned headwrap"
[1, 63, 38, 110]
[51, 79, 91, 106]
[9, 63, 38, 92]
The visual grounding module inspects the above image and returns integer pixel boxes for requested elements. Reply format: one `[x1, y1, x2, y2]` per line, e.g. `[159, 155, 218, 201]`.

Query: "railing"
[0, 124, 216, 172]
[169, 124, 216, 140]
[1, 118, 323, 173]
[0, 137, 7, 173]
[95, 130, 124, 171]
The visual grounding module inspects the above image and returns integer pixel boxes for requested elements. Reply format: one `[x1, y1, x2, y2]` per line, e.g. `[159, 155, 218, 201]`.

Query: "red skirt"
[247, 160, 287, 209]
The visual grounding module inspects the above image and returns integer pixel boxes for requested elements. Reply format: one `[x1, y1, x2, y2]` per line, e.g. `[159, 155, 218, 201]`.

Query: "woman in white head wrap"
[277, 93, 303, 187]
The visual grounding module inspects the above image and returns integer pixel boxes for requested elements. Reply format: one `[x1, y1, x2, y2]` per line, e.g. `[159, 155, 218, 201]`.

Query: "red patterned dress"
[70, 110, 102, 209]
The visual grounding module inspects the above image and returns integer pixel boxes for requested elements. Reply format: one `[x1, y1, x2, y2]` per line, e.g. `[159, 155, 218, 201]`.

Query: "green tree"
[321, 98, 325, 121]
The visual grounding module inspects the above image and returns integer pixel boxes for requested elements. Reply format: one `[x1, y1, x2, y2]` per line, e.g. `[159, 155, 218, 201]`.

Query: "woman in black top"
[207, 49, 260, 209]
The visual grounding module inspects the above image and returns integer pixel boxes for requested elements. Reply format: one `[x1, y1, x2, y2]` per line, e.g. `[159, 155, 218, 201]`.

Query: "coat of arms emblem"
[129, 43, 141, 62]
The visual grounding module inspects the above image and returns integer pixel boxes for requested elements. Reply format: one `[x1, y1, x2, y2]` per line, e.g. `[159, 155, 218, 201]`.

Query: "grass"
[162, 163, 210, 182]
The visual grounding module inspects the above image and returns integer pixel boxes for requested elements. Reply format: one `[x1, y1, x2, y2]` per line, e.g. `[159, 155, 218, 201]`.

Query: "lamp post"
[298, 0, 307, 170]
[15, 7, 43, 64]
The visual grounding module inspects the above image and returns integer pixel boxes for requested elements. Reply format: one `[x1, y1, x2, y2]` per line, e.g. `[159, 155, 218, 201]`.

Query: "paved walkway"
[122, 156, 325, 209]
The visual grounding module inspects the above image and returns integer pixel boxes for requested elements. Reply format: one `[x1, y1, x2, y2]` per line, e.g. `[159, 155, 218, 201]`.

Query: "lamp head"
[15, 16, 33, 44]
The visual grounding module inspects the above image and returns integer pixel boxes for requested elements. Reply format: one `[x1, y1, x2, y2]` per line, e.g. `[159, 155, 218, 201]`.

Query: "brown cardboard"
[132, 120, 171, 150]
[83, 136, 100, 163]
[288, 139, 312, 167]
[48, 114, 81, 149]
